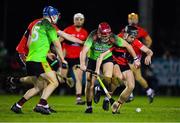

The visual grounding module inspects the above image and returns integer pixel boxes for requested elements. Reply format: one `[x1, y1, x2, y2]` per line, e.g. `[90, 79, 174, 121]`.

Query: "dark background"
[0, 0, 179, 56]
[0, 0, 180, 95]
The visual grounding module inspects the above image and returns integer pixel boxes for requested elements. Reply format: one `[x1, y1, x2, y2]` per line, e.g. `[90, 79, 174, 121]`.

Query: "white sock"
[146, 88, 153, 96]
[16, 103, 22, 108]
[129, 93, 134, 98]
[87, 106, 92, 109]
[77, 97, 81, 101]
[43, 104, 49, 108]
[105, 96, 109, 101]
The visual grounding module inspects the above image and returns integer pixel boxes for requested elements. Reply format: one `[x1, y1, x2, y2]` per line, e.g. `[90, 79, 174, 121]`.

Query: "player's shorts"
[47, 57, 60, 71]
[64, 57, 80, 68]
[26, 61, 52, 77]
[87, 56, 113, 71]
[114, 61, 130, 72]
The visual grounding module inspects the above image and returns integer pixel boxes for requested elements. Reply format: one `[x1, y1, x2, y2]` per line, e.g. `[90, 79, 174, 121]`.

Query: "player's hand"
[19, 53, 26, 64]
[133, 58, 141, 69]
[80, 64, 86, 71]
[62, 59, 68, 65]
[144, 56, 151, 65]
[95, 70, 100, 75]
[47, 52, 56, 61]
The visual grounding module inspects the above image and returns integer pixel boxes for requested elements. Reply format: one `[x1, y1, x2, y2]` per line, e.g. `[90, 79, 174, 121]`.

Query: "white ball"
[136, 108, 141, 112]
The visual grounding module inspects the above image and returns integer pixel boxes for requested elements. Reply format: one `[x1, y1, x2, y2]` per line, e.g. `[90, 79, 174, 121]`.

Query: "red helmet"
[98, 22, 112, 36]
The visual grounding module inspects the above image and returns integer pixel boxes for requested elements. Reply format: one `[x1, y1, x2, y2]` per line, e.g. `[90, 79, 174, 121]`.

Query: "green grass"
[0, 94, 180, 122]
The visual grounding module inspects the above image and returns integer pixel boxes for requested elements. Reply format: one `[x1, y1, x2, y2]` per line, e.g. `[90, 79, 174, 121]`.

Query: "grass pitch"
[0, 94, 180, 122]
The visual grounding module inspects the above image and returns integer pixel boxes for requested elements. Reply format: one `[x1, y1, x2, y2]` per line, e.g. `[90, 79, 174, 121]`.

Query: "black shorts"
[47, 57, 60, 71]
[65, 57, 80, 68]
[114, 61, 130, 72]
[87, 56, 113, 71]
[26, 61, 52, 77]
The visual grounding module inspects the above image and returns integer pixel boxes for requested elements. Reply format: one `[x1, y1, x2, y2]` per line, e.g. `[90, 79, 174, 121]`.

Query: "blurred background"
[0, 0, 180, 96]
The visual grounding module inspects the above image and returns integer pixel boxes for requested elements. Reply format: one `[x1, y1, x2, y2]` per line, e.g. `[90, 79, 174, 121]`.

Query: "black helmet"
[124, 25, 138, 37]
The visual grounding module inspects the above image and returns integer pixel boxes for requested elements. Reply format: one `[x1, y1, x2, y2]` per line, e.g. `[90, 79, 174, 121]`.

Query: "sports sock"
[38, 98, 48, 106]
[17, 97, 27, 106]
[76, 94, 82, 100]
[87, 101, 92, 107]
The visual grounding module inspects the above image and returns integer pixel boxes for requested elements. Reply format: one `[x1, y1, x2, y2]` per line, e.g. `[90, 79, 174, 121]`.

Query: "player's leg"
[34, 62, 59, 115]
[130, 64, 155, 103]
[73, 64, 85, 105]
[101, 58, 114, 111]
[84, 72, 96, 113]
[11, 76, 43, 113]
[111, 68, 135, 114]
[84, 59, 97, 113]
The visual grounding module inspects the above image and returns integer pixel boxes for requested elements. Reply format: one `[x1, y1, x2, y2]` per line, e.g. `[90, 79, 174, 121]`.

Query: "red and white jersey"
[111, 35, 144, 65]
[63, 25, 88, 58]
[16, 18, 60, 55]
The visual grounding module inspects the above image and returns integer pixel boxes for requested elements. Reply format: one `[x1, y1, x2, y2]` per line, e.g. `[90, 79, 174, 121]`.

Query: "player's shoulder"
[132, 39, 143, 46]
[64, 25, 74, 31]
[136, 25, 147, 32]
[81, 28, 89, 35]
[42, 19, 56, 30]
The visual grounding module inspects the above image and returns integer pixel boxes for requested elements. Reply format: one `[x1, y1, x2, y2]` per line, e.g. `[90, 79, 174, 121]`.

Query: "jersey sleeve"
[118, 32, 124, 38]
[134, 39, 144, 49]
[84, 31, 94, 48]
[114, 35, 123, 47]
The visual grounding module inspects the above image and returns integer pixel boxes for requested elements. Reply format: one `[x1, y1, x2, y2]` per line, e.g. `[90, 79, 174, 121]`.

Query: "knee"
[34, 86, 41, 93]
[127, 83, 135, 92]
[53, 81, 59, 88]
[49, 79, 59, 88]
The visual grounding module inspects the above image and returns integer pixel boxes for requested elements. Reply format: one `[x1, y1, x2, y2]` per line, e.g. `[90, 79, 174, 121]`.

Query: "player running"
[118, 23, 155, 103]
[61, 13, 88, 105]
[10, 6, 80, 115]
[7, 10, 84, 91]
[96, 25, 153, 113]
[80, 22, 139, 113]
[118, 13, 155, 102]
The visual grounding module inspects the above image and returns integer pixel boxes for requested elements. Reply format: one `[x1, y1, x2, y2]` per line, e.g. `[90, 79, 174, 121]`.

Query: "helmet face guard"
[98, 22, 112, 43]
[124, 25, 138, 37]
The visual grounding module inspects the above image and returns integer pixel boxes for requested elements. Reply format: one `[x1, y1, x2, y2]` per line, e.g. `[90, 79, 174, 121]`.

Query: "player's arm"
[140, 45, 153, 65]
[144, 35, 152, 48]
[53, 40, 67, 64]
[80, 45, 89, 71]
[95, 50, 111, 74]
[79, 35, 93, 70]
[57, 30, 83, 44]
[121, 39, 140, 68]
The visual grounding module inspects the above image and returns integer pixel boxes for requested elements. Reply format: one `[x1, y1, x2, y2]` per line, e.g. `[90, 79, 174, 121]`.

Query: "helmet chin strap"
[49, 16, 55, 24]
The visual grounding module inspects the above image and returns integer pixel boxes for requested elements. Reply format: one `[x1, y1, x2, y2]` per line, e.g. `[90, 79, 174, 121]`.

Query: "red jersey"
[63, 25, 88, 58]
[118, 25, 148, 40]
[16, 18, 60, 55]
[111, 35, 143, 65]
